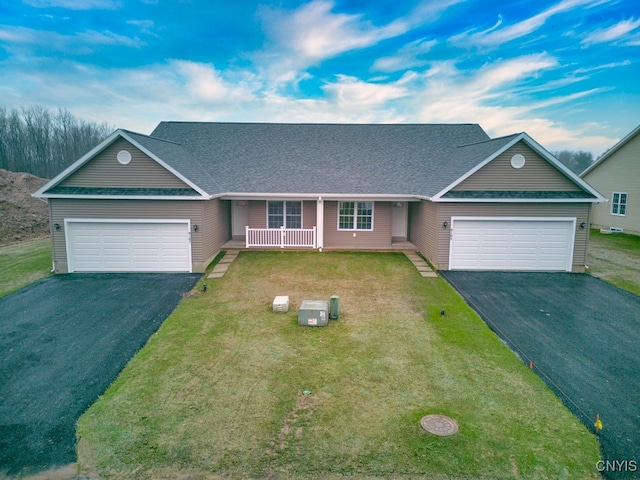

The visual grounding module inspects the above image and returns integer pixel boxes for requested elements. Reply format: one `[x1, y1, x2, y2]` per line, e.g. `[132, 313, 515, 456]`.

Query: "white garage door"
[449, 217, 575, 271]
[66, 220, 192, 272]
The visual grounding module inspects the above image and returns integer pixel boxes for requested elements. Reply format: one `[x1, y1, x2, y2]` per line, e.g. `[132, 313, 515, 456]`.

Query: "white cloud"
[22, 0, 121, 9]
[574, 60, 632, 74]
[582, 18, 640, 45]
[0, 25, 144, 54]
[261, 0, 406, 61]
[372, 38, 437, 72]
[373, 54, 617, 153]
[0, 48, 619, 155]
[321, 74, 409, 120]
[173, 61, 257, 103]
[450, 0, 598, 48]
[126, 19, 155, 35]
[255, 0, 413, 85]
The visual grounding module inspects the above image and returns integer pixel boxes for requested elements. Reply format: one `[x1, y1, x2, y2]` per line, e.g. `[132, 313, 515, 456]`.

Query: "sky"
[1, 0, 639, 156]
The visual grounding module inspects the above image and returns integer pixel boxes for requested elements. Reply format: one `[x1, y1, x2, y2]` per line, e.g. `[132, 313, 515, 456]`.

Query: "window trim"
[611, 192, 628, 216]
[337, 201, 374, 231]
[266, 200, 303, 229]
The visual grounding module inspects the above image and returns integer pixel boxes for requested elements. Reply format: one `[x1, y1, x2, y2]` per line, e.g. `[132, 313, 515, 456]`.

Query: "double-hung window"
[338, 201, 373, 230]
[267, 201, 302, 228]
[611, 192, 628, 216]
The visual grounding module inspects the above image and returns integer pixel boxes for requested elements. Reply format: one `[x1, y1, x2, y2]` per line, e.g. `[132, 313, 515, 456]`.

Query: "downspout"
[317, 196, 324, 251]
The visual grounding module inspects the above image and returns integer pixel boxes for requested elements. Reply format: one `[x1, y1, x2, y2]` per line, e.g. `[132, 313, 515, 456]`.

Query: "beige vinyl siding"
[248, 201, 267, 229]
[49, 198, 208, 273]
[323, 201, 392, 249]
[583, 132, 640, 235]
[432, 202, 590, 271]
[454, 143, 581, 192]
[201, 199, 230, 269]
[303, 201, 317, 228]
[408, 201, 439, 265]
[60, 138, 191, 189]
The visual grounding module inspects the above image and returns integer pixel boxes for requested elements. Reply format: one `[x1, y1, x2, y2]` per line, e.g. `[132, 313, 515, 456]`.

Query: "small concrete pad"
[404, 252, 437, 276]
[207, 272, 226, 279]
[420, 271, 438, 278]
[415, 264, 432, 271]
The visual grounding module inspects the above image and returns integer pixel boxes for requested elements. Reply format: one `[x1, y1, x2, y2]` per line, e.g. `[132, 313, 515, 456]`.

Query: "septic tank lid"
[420, 414, 458, 436]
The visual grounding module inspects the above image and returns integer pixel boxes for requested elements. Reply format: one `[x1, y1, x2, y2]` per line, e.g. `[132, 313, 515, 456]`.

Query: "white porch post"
[316, 196, 324, 251]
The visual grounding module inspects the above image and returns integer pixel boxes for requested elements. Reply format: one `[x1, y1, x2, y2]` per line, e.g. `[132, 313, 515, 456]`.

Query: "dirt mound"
[0, 168, 50, 245]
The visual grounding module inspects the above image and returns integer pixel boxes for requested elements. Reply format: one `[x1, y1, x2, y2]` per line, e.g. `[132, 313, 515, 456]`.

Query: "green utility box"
[298, 300, 329, 327]
[329, 295, 340, 320]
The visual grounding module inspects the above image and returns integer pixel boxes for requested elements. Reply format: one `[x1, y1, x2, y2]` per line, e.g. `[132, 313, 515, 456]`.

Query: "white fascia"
[436, 197, 602, 203]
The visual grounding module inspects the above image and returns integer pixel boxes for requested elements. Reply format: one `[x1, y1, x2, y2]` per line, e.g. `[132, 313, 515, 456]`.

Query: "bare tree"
[553, 150, 595, 175]
[0, 105, 113, 178]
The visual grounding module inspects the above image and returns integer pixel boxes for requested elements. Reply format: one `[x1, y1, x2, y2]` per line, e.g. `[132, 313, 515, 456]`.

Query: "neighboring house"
[581, 124, 640, 235]
[34, 122, 604, 274]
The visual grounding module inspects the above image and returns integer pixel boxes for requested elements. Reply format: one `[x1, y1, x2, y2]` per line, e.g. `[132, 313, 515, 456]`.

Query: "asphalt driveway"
[0, 273, 201, 476]
[441, 271, 640, 479]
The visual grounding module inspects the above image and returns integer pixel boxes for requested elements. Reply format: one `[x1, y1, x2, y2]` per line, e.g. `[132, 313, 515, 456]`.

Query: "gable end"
[453, 142, 581, 192]
[57, 137, 191, 190]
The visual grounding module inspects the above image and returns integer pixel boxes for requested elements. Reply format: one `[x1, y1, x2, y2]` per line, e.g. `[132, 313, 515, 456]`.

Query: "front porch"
[225, 198, 417, 252]
[222, 237, 417, 252]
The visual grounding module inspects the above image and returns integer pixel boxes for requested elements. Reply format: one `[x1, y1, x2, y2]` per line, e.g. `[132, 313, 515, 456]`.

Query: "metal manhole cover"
[420, 414, 458, 436]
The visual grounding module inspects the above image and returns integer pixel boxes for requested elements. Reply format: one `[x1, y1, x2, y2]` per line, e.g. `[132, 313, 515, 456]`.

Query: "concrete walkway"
[404, 252, 437, 277]
[207, 250, 239, 279]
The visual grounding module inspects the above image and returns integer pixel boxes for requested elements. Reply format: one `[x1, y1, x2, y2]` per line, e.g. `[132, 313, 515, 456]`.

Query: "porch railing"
[246, 226, 317, 248]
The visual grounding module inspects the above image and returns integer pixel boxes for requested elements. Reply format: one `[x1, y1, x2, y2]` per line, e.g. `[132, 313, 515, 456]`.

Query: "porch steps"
[207, 250, 239, 279]
[404, 252, 438, 278]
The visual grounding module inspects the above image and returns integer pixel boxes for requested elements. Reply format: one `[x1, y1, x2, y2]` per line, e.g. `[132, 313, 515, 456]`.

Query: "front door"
[391, 202, 407, 240]
[232, 201, 249, 238]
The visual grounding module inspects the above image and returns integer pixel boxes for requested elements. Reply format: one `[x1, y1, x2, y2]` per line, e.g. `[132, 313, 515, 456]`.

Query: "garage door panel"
[66, 221, 191, 272]
[450, 219, 574, 271]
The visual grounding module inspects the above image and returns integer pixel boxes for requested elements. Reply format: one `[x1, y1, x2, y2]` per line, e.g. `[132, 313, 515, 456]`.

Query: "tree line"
[552, 150, 594, 175]
[0, 105, 113, 179]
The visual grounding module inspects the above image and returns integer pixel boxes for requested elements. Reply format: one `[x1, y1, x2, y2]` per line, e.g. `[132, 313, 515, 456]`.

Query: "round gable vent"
[510, 154, 525, 169]
[117, 150, 132, 165]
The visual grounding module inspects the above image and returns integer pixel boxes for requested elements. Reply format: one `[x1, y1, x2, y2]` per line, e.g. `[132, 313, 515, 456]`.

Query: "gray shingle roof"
[149, 122, 492, 197]
[123, 130, 224, 195]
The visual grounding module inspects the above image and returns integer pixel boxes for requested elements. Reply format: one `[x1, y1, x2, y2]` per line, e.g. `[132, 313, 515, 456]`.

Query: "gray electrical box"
[298, 300, 329, 327]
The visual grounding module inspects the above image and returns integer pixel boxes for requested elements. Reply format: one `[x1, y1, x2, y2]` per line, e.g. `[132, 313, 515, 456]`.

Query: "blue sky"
[1, 0, 639, 155]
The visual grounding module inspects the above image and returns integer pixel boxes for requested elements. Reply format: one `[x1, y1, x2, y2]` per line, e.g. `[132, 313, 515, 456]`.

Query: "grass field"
[77, 252, 600, 479]
[0, 237, 51, 297]
[587, 229, 640, 295]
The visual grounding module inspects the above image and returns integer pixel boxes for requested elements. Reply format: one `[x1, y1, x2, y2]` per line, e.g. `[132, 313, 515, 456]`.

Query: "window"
[267, 201, 302, 228]
[338, 201, 373, 230]
[611, 193, 628, 216]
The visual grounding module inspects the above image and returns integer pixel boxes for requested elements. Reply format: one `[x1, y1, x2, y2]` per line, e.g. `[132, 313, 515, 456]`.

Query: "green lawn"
[78, 252, 600, 479]
[0, 237, 52, 297]
[587, 229, 640, 296]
